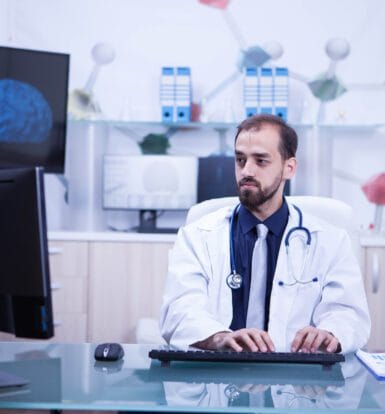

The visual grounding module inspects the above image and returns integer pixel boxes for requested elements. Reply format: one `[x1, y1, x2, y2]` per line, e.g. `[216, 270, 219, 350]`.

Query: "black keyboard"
[149, 349, 345, 366]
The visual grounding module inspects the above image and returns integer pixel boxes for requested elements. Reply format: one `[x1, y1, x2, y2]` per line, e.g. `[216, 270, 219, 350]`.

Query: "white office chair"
[186, 195, 360, 258]
[135, 195, 358, 344]
[186, 196, 354, 231]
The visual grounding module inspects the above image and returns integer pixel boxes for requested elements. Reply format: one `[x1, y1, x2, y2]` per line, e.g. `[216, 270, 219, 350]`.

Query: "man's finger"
[291, 329, 307, 352]
[311, 332, 328, 352]
[236, 332, 259, 352]
[301, 330, 318, 352]
[218, 334, 243, 352]
[326, 336, 340, 353]
[248, 331, 269, 352]
[261, 331, 276, 352]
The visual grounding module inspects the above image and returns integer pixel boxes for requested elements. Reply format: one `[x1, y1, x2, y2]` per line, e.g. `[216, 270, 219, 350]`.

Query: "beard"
[237, 172, 284, 212]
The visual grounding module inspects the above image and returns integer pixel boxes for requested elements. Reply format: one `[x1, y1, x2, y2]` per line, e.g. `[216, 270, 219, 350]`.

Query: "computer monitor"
[197, 156, 290, 202]
[0, 46, 69, 173]
[0, 167, 54, 339]
[103, 155, 198, 233]
[197, 156, 238, 202]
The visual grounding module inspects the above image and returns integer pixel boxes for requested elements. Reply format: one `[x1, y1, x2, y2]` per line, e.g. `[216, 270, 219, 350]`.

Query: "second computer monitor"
[197, 155, 290, 203]
[103, 155, 198, 232]
[198, 156, 238, 203]
[104, 155, 198, 210]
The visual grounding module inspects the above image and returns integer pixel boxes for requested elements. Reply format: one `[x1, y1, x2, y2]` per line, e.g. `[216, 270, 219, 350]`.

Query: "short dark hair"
[234, 114, 298, 160]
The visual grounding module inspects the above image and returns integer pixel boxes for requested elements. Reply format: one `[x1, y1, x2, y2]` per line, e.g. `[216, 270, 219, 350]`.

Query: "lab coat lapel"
[268, 203, 319, 351]
[202, 207, 233, 326]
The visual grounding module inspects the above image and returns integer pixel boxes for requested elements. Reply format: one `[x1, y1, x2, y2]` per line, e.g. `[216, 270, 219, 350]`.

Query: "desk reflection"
[137, 354, 367, 410]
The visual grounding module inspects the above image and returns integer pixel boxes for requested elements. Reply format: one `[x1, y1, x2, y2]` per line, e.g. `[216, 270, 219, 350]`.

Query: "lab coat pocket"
[295, 280, 322, 301]
[290, 281, 322, 327]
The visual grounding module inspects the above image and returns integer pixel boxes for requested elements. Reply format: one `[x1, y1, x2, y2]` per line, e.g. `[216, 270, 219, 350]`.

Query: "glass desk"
[0, 342, 384, 413]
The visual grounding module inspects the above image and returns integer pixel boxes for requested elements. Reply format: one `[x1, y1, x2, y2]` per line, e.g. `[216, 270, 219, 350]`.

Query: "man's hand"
[193, 328, 275, 352]
[291, 326, 341, 353]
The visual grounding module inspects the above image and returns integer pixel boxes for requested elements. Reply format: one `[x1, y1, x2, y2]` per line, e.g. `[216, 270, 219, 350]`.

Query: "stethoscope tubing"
[284, 205, 311, 247]
[227, 203, 317, 290]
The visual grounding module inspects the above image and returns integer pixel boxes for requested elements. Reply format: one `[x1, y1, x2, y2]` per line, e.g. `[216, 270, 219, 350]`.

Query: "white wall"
[0, 0, 9, 42]
[2, 0, 385, 230]
[7, 0, 385, 122]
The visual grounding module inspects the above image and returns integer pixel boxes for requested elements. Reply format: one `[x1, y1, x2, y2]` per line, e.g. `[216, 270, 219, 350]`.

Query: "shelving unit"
[63, 119, 384, 231]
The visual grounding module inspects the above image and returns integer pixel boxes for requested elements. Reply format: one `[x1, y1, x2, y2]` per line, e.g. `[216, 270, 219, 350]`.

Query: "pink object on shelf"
[190, 102, 201, 122]
[362, 173, 385, 205]
[198, 0, 230, 10]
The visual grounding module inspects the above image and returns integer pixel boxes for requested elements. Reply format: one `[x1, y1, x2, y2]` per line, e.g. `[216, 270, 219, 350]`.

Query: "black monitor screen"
[0, 46, 69, 173]
[198, 156, 238, 202]
[0, 167, 54, 339]
[197, 156, 290, 202]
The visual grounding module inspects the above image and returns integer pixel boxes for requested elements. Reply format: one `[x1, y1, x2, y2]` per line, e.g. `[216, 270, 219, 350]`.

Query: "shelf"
[67, 118, 385, 131]
[68, 119, 238, 129]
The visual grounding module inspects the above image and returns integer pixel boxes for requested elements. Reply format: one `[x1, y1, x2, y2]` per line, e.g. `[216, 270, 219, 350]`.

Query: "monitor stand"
[135, 210, 178, 234]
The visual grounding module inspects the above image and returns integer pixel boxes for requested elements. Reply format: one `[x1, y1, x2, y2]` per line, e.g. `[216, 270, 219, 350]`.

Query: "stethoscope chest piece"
[226, 272, 242, 289]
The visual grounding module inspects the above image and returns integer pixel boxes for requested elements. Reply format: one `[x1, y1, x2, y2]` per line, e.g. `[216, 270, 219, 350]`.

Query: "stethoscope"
[224, 385, 317, 407]
[226, 204, 319, 290]
[276, 389, 317, 407]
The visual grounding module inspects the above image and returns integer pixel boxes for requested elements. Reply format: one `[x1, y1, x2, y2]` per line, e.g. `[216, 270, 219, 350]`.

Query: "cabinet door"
[363, 247, 385, 351]
[88, 241, 173, 343]
[49, 241, 89, 342]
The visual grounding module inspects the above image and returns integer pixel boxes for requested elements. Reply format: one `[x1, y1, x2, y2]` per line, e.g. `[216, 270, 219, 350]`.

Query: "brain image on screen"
[0, 79, 53, 143]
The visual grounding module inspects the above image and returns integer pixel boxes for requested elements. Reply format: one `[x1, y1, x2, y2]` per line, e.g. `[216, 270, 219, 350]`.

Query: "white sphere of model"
[325, 38, 350, 61]
[91, 43, 116, 65]
[263, 41, 284, 60]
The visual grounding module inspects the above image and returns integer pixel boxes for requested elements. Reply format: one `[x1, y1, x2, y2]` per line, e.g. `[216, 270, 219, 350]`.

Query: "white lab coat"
[160, 202, 370, 354]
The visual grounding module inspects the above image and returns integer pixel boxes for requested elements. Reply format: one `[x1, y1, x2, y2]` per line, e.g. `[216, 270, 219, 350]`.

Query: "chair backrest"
[186, 196, 360, 258]
[186, 196, 354, 233]
[186, 196, 238, 225]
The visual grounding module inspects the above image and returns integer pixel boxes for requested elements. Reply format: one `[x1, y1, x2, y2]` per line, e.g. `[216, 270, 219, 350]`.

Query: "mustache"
[238, 177, 261, 187]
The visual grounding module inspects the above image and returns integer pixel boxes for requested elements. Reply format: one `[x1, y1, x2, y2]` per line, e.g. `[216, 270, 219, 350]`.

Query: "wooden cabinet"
[87, 241, 172, 343]
[49, 241, 89, 342]
[0, 236, 173, 343]
[50, 239, 173, 343]
[362, 245, 385, 351]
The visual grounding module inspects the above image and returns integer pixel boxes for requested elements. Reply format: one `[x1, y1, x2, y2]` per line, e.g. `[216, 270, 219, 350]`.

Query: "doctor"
[160, 114, 370, 354]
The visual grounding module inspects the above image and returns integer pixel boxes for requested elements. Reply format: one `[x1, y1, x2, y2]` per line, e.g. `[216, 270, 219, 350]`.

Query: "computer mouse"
[94, 343, 124, 362]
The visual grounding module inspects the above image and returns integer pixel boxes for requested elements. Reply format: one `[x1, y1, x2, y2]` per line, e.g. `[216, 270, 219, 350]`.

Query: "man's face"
[234, 125, 296, 213]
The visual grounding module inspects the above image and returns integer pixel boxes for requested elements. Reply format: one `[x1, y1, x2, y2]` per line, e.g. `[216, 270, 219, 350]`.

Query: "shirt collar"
[238, 198, 289, 236]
